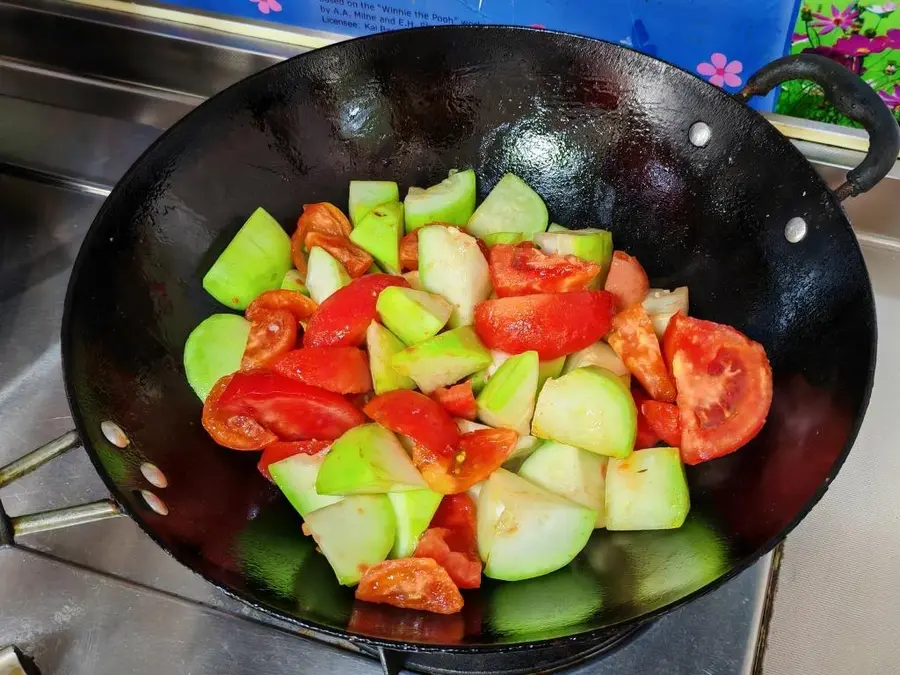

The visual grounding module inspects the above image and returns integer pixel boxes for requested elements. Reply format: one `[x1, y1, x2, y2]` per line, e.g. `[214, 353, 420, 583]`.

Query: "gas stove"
[1, 2, 898, 674]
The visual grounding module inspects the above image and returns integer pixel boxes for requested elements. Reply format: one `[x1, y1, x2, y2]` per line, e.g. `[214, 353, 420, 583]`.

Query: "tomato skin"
[414, 428, 517, 494]
[631, 384, 660, 450]
[241, 309, 298, 370]
[257, 440, 330, 481]
[349, 602, 465, 643]
[363, 390, 460, 459]
[414, 528, 482, 589]
[663, 313, 773, 464]
[202, 375, 278, 451]
[246, 290, 317, 323]
[273, 347, 372, 394]
[431, 382, 477, 421]
[604, 251, 649, 310]
[488, 244, 601, 297]
[473, 291, 615, 360]
[400, 232, 419, 271]
[305, 231, 373, 278]
[292, 202, 353, 272]
[303, 274, 409, 348]
[607, 305, 677, 403]
[216, 370, 366, 441]
[355, 558, 464, 614]
[641, 401, 682, 447]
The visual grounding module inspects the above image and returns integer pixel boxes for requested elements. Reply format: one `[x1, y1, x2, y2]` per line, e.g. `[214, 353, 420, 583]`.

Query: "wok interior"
[63, 27, 874, 646]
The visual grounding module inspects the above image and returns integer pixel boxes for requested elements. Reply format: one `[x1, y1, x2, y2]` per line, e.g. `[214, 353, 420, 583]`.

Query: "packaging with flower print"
[777, 2, 900, 126]
[156, 0, 802, 110]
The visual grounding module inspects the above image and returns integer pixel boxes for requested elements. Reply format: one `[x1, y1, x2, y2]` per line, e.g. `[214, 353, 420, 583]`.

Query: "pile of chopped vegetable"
[184, 169, 773, 615]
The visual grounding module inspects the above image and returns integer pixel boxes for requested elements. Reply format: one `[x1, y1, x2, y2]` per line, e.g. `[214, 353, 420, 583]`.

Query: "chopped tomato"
[348, 602, 465, 643]
[303, 274, 409, 348]
[604, 251, 649, 310]
[473, 291, 615, 360]
[641, 401, 682, 448]
[607, 305, 676, 403]
[400, 231, 419, 271]
[631, 384, 660, 450]
[241, 309, 298, 370]
[273, 347, 372, 394]
[363, 390, 459, 458]
[431, 493, 478, 554]
[355, 558, 464, 615]
[414, 528, 482, 589]
[431, 382, 477, 421]
[291, 202, 352, 272]
[414, 428, 517, 494]
[304, 231, 373, 278]
[246, 289, 317, 322]
[215, 370, 366, 442]
[202, 375, 278, 451]
[663, 313, 773, 464]
[488, 244, 600, 297]
[257, 440, 330, 481]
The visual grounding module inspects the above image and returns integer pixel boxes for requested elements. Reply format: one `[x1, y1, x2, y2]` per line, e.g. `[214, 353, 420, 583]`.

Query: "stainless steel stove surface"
[1, 2, 898, 673]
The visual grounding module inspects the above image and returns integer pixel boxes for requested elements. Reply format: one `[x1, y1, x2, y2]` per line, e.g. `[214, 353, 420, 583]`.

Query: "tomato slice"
[305, 231, 373, 278]
[291, 202, 353, 272]
[241, 309, 298, 370]
[488, 244, 600, 297]
[400, 231, 419, 271]
[631, 384, 660, 450]
[414, 428, 517, 494]
[414, 528, 482, 589]
[641, 401, 682, 448]
[604, 251, 649, 310]
[607, 305, 677, 403]
[273, 347, 372, 394]
[216, 370, 366, 441]
[348, 602, 465, 643]
[473, 291, 615, 360]
[363, 390, 459, 458]
[202, 375, 278, 451]
[246, 289, 318, 322]
[355, 558, 464, 614]
[431, 382, 477, 421]
[431, 493, 478, 551]
[257, 440, 330, 481]
[663, 313, 773, 464]
[303, 274, 409, 348]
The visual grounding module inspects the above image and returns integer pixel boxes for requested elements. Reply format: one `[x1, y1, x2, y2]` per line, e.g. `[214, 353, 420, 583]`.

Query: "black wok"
[58, 25, 896, 662]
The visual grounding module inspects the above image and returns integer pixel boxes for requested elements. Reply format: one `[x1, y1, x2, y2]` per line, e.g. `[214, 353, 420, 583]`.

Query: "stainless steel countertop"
[1, 2, 898, 673]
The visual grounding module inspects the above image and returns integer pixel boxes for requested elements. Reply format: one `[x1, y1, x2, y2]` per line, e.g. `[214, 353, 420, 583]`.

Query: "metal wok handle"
[735, 53, 900, 201]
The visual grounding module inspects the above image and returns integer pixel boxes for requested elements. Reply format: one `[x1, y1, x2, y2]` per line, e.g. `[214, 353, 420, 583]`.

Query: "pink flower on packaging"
[251, 0, 282, 14]
[697, 53, 743, 88]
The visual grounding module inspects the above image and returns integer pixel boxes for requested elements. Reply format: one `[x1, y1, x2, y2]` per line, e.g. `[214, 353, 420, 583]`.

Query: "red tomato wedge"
[291, 202, 353, 272]
[257, 440, 330, 481]
[414, 528, 482, 589]
[215, 370, 366, 442]
[431, 382, 477, 421]
[355, 558, 464, 615]
[246, 289, 317, 323]
[399, 232, 419, 271]
[413, 428, 517, 494]
[305, 231, 373, 278]
[202, 375, 278, 451]
[303, 274, 408, 348]
[641, 401, 682, 448]
[273, 347, 372, 394]
[363, 390, 459, 459]
[348, 602, 465, 643]
[488, 244, 601, 297]
[430, 493, 479, 560]
[604, 251, 650, 310]
[663, 313, 773, 464]
[607, 305, 677, 403]
[241, 309, 298, 370]
[473, 291, 615, 360]
[631, 384, 660, 450]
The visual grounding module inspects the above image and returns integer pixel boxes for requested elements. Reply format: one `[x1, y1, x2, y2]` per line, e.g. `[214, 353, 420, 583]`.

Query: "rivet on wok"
[140, 490, 169, 516]
[100, 421, 130, 448]
[785, 217, 808, 243]
[140, 463, 168, 489]
[688, 122, 711, 148]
